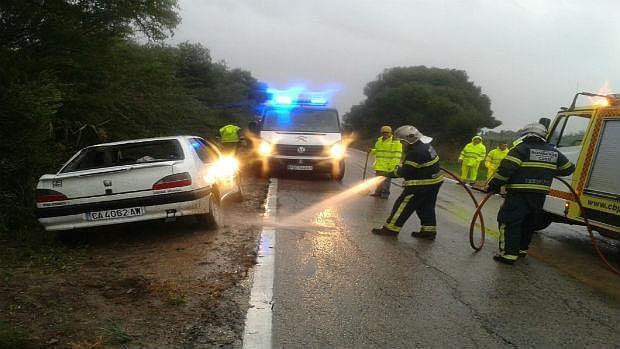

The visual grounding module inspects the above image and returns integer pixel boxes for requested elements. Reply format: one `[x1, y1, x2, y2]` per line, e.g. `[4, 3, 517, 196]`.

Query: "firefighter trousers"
[384, 183, 442, 233]
[497, 192, 547, 259]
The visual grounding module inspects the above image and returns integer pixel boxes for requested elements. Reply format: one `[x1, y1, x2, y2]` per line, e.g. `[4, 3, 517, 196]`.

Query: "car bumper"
[265, 156, 344, 173]
[36, 188, 211, 231]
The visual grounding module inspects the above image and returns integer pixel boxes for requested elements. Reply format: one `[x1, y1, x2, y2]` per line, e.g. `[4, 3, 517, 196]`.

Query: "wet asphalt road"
[269, 149, 620, 348]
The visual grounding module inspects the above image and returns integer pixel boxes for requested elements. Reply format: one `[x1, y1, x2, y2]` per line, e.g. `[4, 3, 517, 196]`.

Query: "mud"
[0, 174, 268, 349]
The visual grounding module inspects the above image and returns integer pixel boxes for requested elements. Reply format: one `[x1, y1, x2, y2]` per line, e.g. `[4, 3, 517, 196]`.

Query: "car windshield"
[61, 140, 183, 173]
[262, 108, 340, 133]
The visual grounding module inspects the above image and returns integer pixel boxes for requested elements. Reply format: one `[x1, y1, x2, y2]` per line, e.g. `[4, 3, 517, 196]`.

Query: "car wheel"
[202, 192, 223, 229]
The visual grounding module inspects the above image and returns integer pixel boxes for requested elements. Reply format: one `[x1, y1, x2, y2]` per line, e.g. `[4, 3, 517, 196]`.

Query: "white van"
[253, 99, 346, 180]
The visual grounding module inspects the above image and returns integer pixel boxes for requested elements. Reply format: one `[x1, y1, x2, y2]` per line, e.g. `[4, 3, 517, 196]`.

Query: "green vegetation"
[102, 322, 132, 345]
[344, 66, 501, 156]
[0, 321, 35, 349]
[0, 1, 264, 234]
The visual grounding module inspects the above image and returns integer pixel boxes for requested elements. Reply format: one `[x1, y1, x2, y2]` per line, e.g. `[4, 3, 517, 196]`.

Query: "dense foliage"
[344, 66, 501, 146]
[0, 1, 262, 232]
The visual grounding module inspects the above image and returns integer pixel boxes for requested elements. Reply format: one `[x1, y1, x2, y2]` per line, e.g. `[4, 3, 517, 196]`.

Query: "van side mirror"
[538, 117, 551, 129]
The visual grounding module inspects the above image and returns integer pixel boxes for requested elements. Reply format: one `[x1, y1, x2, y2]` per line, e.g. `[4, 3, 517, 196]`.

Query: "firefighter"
[369, 126, 403, 199]
[459, 136, 486, 184]
[484, 143, 509, 180]
[371, 125, 444, 239]
[486, 123, 575, 264]
[219, 124, 241, 155]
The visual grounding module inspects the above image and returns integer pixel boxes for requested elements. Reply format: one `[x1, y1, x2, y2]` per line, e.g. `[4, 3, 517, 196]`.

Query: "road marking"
[243, 178, 278, 349]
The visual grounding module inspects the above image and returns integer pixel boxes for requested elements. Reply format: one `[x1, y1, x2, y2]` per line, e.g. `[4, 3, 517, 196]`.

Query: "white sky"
[169, 0, 620, 130]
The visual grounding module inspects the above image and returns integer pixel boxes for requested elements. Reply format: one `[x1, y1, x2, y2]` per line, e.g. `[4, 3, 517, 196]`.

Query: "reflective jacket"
[459, 136, 487, 167]
[371, 136, 403, 172]
[488, 137, 575, 194]
[485, 147, 509, 168]
[389, 141, 444, 187]
[219, 124, 241, 143]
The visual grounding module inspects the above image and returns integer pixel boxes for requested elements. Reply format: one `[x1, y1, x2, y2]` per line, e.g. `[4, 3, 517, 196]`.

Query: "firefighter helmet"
[520, 122, 547, 140]
[394, 125, 432, 144]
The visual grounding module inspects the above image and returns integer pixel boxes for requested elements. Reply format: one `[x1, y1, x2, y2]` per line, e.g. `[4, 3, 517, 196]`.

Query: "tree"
[344, 66, 501, 146]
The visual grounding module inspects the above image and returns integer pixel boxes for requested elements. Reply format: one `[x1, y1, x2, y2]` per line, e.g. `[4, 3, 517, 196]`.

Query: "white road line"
[243, 178, 278, 349]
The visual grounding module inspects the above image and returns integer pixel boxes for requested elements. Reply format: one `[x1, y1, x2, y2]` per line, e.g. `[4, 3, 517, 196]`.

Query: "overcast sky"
[169, 0, 620, 130]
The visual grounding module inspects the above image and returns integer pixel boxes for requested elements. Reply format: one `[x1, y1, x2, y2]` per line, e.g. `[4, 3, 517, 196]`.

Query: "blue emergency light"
[267, 87, 330, 107]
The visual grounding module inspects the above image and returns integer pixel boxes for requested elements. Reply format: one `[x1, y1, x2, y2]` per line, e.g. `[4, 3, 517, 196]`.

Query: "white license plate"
[287, 165, 313, 171]
[85, 207, 144, 221]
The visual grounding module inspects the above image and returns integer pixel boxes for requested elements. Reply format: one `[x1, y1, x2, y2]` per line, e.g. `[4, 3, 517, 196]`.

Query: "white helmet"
[520, 122, 547, 140]
[394, 125, 433, 144]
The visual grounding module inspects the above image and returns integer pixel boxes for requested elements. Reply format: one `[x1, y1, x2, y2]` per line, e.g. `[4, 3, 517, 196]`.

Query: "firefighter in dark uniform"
[487, 122, 575, 264]
[371, 125, 444, 239]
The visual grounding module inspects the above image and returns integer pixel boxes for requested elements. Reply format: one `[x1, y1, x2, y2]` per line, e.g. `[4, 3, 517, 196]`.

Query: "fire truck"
[541, 92, 620, 239]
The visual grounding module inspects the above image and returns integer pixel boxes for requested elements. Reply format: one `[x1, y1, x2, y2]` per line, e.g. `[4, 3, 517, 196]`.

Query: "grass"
[165, 292, 188, 306]
[102, 322, 132, 345]
[0, 321, 36, 349]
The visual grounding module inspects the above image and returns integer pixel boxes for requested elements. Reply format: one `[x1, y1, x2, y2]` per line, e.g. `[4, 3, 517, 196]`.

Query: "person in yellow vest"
[458, 135, 486, 184]
[219, 124, 241, 155]
[484, 143, 509, 180]
[370, 126, 403, 199]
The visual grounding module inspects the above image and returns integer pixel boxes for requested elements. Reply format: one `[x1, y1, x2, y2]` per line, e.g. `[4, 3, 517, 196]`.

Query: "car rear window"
[61, 140, 184, 173]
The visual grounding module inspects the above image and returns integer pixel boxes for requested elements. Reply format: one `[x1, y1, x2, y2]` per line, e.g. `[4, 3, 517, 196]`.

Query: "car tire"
[201, 191, 223, 229]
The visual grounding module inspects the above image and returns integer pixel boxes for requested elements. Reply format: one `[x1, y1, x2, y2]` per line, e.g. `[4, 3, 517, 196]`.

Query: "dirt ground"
[0, 174, 268, 349]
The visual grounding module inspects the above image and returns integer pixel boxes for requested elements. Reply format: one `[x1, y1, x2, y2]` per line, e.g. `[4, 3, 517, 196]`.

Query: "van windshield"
[262, 108, 340, 133]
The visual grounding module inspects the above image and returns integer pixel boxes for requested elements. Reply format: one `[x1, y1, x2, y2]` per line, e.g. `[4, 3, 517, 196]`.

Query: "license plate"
[85, 207, 144, 221]
[287, 165, 313, 171]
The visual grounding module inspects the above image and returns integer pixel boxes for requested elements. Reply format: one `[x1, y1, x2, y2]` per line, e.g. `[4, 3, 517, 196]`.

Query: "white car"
[35, 136, 241, 231]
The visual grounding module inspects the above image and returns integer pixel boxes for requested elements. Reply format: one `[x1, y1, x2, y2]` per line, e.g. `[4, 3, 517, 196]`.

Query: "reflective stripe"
[384, 223, 401, 232]
[505, 184, 550, 191]
[404, 156, 439, 168]
[499, 252, 518, 260]
[375, 149, 402, 153]
[420, 225, 437, 232]
[504, 155, 522, 165]
[492, 173, 509, 181]
[403, 175, 444, 186]
[387, 194, 413, 228]
[558, 162, 573, 170]
[521, 162, 557, 170]
[375, 155, 400, 159]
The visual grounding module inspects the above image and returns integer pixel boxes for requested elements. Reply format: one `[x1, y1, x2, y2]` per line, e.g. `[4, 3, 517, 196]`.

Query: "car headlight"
[257, 141, 273, 156]
[203, 156, 240, 185]
[329, 143, 345, 159]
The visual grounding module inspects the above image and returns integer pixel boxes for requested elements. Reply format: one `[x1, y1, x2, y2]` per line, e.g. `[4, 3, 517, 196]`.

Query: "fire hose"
[441, 167, 620, 275]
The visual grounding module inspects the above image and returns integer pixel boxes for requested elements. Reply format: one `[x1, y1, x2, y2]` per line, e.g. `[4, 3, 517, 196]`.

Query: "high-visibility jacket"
[488, 137, 575, 194]
[459, 136, 487, 167]
[219, 124, 241, 143]
[388, 140, 444, 187]
[485, 147, 509, 169]
[371, 136, 403, 172]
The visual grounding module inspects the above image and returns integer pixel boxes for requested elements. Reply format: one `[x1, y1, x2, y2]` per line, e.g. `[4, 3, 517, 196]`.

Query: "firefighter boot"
[372, 227, 398, 236]
[493, 254, 517, 265]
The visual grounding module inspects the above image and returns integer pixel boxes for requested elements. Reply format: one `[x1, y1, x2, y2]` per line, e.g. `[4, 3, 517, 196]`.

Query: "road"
[250, 149, 620, 348]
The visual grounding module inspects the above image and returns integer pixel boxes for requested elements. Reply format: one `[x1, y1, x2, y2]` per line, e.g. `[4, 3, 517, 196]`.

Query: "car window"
[190, 138, 218, 163]
[61, 140, 184, 173]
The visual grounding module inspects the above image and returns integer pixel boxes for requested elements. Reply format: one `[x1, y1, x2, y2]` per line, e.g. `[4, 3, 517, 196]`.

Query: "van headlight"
[257, 141, 273, 156]
[329, 143, 345, 159]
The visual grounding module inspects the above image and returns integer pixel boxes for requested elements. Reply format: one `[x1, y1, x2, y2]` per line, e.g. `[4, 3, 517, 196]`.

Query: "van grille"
[274, 144, 326, 156]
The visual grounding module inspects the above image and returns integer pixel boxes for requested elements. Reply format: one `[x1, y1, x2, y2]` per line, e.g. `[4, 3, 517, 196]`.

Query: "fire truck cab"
[542, 92, 620, 239]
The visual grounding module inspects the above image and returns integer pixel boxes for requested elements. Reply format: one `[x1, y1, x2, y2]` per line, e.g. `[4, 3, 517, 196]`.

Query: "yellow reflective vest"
[219, 124, 241, 143]
[371, 136, 403, 172]
[459, 137, 486, 167]
[485, 147, 509, 169]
